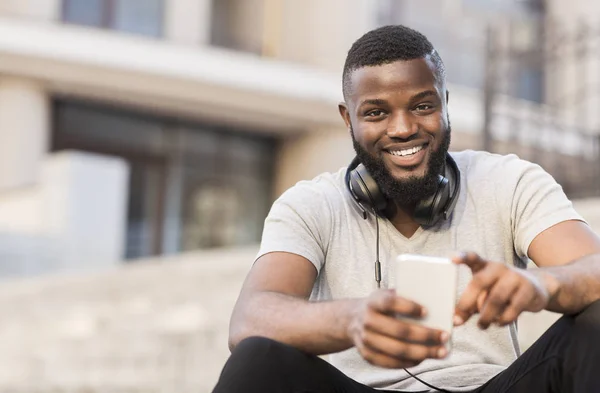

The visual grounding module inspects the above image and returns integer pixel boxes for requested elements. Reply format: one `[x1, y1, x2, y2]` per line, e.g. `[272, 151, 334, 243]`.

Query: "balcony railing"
[483, 18, 600, 198]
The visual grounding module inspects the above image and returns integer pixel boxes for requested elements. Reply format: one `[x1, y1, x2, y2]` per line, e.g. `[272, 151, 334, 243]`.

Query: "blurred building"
[0, 0, 597, 274]
[0, 0, 350, 273]
[0, 1, 599, 392]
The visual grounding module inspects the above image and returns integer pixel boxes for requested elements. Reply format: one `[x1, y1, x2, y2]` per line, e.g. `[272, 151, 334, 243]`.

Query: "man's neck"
[386, 202, 420, 238]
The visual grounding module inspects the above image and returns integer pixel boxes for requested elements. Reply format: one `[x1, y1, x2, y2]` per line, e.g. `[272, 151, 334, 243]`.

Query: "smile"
[384, 143, 428, 168]
[388, 145, 425, 157]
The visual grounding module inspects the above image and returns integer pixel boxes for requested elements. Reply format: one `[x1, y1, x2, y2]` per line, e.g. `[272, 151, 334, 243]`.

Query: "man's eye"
[415, 104, 433, 111]
[366, 110, 384, 117]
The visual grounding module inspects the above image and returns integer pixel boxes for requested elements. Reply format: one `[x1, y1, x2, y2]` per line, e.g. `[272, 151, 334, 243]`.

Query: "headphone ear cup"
[349, 164, 387, 214]
[413, 175, 450, 227]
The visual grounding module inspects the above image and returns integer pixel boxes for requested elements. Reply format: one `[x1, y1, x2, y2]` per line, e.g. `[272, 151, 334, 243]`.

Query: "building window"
[62, 0, 164, 38]
[52, 100, 276, 260]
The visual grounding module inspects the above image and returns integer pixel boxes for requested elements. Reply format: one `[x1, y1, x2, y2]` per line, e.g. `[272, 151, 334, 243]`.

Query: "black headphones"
[345, 154, 461, 227]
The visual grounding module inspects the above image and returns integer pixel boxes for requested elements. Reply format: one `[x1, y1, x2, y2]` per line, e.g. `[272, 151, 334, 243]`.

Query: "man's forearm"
[228, 291, 361, 355]
[535, 253, 600, 314]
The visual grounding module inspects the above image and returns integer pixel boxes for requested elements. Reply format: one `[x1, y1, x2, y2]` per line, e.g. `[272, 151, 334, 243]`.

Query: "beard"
[351, 124, 451, 208]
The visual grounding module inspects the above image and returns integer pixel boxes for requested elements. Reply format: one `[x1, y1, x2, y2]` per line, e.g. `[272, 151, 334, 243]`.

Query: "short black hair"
[342, 25, 446, 99]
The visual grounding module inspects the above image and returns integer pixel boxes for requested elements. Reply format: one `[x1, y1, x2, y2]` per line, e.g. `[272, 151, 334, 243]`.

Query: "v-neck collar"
[383, 219, 426, 242]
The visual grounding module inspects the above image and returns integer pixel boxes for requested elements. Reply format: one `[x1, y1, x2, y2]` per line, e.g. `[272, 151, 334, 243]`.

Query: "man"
[212, 25, 600, 392]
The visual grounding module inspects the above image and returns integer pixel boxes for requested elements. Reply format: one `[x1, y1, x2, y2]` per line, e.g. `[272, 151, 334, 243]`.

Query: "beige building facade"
[0, 0, 499, 272]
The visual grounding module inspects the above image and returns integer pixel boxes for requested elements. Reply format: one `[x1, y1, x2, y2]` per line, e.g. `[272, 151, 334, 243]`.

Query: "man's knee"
[213, 337, 307, 393]
[232, 336, 272, 354]
[575, 299, 600, 329]
[229, 336, 302, 371]
[233, 336, 293, 357]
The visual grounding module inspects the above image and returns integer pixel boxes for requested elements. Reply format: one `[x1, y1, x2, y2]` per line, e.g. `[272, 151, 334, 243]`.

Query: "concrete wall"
[274, 126, 354, 196]
[0, 0, 61, 21]
[0, 78, 49, 190]
[0, 247, 256, 393]
[277, 0, 375, 71]
[0, 151, 129, 276]
[165, 0, 212, 45]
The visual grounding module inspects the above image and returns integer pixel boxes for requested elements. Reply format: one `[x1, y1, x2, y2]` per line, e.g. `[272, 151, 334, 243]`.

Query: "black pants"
[212, 300, 600, 392]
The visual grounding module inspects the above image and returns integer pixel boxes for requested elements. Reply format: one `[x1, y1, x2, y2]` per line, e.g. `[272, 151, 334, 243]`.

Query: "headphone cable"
[375, 214, 381, 288]
[375, 214, 453, 393]
[403, 368, 454, 393]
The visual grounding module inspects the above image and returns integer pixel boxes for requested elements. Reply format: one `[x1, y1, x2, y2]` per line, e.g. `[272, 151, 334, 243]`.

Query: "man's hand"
[453, 252, 556, 329]
[347, 289, 449, 369]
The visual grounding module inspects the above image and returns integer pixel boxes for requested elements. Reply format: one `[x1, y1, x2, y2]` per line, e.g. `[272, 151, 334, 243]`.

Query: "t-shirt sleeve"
[501, 155, 586, 259]
[255, 181, 333, 272]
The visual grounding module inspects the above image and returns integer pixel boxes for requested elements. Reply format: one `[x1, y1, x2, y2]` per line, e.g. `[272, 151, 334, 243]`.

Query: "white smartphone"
[394, 254, 459, 347]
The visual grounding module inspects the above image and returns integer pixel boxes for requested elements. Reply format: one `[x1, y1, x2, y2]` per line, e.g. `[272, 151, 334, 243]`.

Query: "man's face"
[339, 57, 451, 206]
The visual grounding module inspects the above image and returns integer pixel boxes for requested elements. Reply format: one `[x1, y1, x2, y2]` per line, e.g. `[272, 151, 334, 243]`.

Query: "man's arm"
[453, 220, 600, 329]
[229, 251, 449, 366]
[228, 252, 356, 355]
[527, 220, 600, 314]
[454, 154, 600, 327]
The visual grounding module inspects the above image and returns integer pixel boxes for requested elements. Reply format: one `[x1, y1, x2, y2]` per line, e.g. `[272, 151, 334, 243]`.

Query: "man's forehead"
[347, 58, 443, 99]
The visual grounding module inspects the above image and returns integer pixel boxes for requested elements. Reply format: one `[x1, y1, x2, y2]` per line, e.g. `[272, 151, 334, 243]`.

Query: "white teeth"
[389, 145, 424, 157]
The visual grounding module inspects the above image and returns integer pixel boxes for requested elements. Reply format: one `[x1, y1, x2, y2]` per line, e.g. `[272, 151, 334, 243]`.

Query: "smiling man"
[342, 52, 452, 236]
[212, 25, 600, 393]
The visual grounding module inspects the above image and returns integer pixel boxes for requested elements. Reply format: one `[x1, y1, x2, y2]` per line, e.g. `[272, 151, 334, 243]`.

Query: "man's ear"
[338, 102, 352, 132]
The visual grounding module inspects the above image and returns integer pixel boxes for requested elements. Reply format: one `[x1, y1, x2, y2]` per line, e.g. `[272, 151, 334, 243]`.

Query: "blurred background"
[0, 0, 599, 392]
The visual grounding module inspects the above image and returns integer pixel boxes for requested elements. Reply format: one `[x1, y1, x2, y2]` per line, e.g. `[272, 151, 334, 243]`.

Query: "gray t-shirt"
[256, 150, 585, 391]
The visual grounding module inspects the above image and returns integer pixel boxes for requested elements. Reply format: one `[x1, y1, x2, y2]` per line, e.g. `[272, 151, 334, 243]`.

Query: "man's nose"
[386, 112, 417, 139]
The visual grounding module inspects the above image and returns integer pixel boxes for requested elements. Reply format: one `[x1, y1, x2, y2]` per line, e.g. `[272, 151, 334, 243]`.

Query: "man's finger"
[358, 344, 421, 369]
[362, 327, 448, 363]
[477, 275, 520, 329]
[496, 286, 533, 326]
[455, 264, 503, 323]
[368, 290, 426, 319]
[452, 251, 487, 273]
[367, 290, 399, 313]
[476, 291, 488, 311]
[363, 309, 448, 346]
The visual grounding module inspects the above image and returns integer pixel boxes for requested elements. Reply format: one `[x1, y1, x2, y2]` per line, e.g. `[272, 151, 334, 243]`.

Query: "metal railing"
[483, 17, 600, 198]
